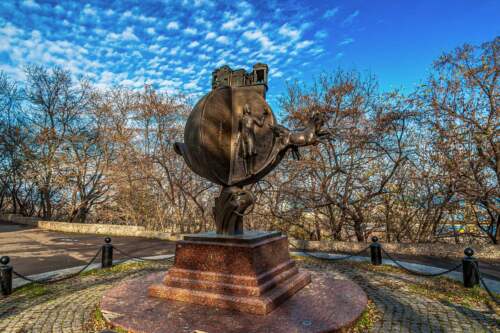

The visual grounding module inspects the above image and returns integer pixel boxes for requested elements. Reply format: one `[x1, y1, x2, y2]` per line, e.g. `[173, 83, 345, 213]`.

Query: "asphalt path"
[1, 220, 498, 281]
[0, 221, 176, 276]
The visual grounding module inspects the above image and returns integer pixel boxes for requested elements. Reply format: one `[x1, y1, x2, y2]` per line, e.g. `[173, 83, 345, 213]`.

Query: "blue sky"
[0, 0, 499, 110]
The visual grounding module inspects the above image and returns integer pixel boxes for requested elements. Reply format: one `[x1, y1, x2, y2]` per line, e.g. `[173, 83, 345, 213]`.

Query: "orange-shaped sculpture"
[174, 64, 328, 234]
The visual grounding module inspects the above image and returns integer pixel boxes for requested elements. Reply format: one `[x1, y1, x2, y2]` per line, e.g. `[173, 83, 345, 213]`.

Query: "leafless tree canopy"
[0, 38, 498, 244]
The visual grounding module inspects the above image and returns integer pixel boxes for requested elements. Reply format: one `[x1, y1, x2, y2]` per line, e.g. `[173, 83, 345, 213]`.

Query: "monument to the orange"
[100, 64, 368, 333]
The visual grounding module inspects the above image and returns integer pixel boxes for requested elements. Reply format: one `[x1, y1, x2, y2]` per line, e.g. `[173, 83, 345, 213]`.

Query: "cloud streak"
[0, 0, 357, 103]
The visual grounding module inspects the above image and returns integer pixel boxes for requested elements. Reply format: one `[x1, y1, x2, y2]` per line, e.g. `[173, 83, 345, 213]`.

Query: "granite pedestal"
[148, 231, 311, 315]
[101, 231, 368, 332]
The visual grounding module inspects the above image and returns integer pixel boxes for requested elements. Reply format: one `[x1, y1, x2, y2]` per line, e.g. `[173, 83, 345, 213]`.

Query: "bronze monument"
[101, 64, 368, 333]
[174, 63, 328, 235]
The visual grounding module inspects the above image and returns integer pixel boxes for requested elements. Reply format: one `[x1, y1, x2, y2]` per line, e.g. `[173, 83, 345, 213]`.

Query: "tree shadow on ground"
[443, 300, 500, 330]
[0, 263, 170, 323]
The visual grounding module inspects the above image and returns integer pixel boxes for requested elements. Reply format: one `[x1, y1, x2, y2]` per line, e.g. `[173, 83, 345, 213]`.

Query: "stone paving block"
[0, 260, 498, 333]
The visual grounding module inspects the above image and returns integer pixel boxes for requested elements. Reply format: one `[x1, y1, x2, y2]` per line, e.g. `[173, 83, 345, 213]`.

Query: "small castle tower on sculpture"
[212, 63, 269, 98]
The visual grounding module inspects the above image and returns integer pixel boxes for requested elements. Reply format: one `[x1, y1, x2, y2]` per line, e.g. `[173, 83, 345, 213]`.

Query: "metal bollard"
[0, 256, 13, 296]
[462, 248, 479, 288]
[370, 236, 382, 265]
[101, 237, 113, 269]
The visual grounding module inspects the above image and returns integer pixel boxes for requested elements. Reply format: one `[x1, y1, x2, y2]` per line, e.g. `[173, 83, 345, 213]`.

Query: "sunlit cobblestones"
[0, 260, 498, 333]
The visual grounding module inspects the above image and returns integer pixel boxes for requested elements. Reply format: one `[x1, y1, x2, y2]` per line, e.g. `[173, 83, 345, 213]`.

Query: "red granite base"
[101, 271, 368, 333]
[148, 232, 311, 314]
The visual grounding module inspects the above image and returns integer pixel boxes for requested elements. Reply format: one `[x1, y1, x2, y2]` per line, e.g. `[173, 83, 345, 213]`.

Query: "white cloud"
[222, 18, 243, 30]
[148, 44, 160, 52]
[278, 24, 301, 40]
[242, 29, 273, 48]
[0, 22, 24, 38]
[167, 21, 180, 30]
[237, 1, 253, 17]
[184, 79, 199, 90]
[3, 0, 331, 98]
[338, 38, 354, 46]
[184, 0, 215, 7]
[195, 17, 212, 28]
[107, 27, 139, 42]
[122, 11, 133, 19]
[169, 47, 180, 55]
[315, 30, 327, 39]
[198, 54, 210, 61]
[54, 5, 64, 14]
[83, 4, 97, 16]
[296, 40, 313, 49]
[309, 47, 324, 56]
[342, 10, 360, 26]
[205, 32, 217, 40]
[323, 7, 338, 19]
[178, 65, 195, 74]
[122, 27, 139, 41]
[188, 41, 200, 48]
[21, 0, 40, 9]
[215, 35, 230, 44]
[184, 27, 197, 35]
[138, 15, 156, 23]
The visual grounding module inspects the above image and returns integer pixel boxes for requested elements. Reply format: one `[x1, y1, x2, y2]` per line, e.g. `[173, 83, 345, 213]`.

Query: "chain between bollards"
[2, 236, 497, 303]
[1, 256, 12, 296]
[102, 237, 113, 269]
[370, 236, 382, 265]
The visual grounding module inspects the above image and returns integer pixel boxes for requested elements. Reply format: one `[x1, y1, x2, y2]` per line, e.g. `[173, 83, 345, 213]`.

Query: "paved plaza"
[0, 258, 498, 333]
[0, 221, 175, 276]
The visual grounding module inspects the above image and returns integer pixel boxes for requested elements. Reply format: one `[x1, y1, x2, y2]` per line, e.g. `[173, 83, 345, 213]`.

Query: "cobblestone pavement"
[0, 259, 498, 333]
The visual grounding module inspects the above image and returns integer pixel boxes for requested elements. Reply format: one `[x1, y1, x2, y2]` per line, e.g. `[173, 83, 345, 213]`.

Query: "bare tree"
[22, 65, 93, 218]
[275, 71, 410, 242]
[417, 37, 499, 243]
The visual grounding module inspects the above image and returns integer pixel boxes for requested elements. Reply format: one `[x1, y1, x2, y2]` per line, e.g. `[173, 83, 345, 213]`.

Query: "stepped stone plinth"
[148, 231, 311, 314]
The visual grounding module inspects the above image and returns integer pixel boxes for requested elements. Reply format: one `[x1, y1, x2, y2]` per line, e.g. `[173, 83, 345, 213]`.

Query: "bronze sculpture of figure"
[174, 64, 328, 235]
[239, 103, 267, 175]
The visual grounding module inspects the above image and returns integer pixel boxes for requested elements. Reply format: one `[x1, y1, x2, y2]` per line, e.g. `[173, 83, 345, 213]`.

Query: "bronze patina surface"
[174, 64, 328, 235]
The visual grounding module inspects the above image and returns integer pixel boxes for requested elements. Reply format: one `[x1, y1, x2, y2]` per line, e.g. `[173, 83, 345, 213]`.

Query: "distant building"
[212, 63, 269, 93]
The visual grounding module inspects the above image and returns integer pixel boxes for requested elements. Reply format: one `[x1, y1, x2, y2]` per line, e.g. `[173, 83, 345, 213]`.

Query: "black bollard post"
[0, 256, 13, 296]
[370, 237, 382, 265]
[102, 237, 113, 269]
[462, 247, 479, 288]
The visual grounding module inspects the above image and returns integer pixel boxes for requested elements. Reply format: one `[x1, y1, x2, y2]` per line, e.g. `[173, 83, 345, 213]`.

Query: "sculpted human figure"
[239, 104, 266, 175]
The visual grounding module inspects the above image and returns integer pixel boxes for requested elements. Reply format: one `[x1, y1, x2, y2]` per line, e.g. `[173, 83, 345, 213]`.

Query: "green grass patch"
[347, 261, 499, 311]
[406, 277, 499, 312]
[80, 260, 156, 277]
[294, 256, 499, 313]
[13, 283, 49, 299]
[349, 300, 381, 332]
[89, 307, 129, 333]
